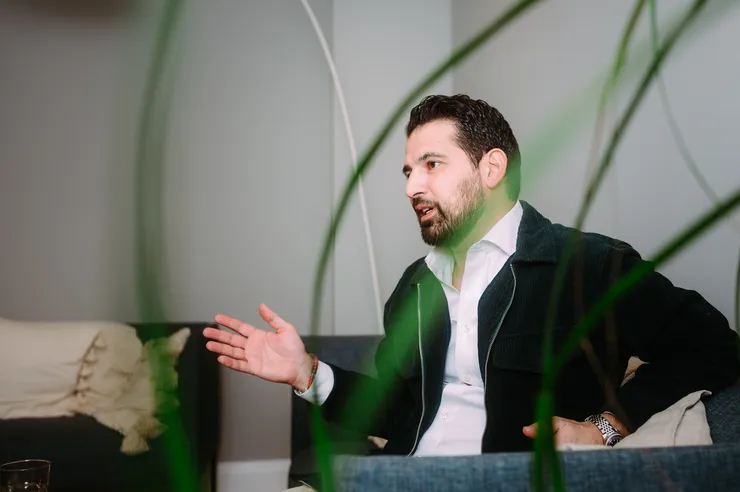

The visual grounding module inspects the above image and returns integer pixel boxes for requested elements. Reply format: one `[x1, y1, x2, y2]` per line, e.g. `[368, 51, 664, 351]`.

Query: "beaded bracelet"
[305, 353, 319, 391]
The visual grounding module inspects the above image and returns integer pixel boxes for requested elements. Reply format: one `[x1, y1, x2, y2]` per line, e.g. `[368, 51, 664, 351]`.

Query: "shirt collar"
[425, 201, 523, 283]
[479, 200, 523, 256]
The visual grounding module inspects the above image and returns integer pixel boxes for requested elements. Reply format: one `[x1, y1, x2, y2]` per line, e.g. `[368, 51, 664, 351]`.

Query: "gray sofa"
[291, 335, 740, 491]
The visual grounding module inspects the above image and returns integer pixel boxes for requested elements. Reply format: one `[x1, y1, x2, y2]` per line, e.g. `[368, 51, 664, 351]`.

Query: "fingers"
[216, 355, 250, 373]
[213, 314, 257, 338]
[258, 303, 294, 334]
[205, 340, 246, 360]
[203, 327, 248, 348]
[522, 418, 566, 439]
[552, 417, 567, 433]
[522, 423, 537, 438]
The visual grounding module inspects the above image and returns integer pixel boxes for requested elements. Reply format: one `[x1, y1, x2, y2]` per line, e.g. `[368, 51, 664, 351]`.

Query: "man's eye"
[428, 161, 440, 169]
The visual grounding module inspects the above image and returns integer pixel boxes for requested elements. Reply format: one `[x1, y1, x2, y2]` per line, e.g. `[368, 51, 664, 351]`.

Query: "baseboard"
[217, 459, 291, 492]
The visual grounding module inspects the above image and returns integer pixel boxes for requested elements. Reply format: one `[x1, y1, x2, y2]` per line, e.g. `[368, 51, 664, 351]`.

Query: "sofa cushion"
[0, 318, 100, 419]
[86, 327, 191, 455]
[73, 321, 142, 413]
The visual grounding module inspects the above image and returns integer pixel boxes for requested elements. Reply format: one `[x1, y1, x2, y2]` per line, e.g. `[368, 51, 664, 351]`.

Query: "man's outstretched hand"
[203, 304, 314, 391]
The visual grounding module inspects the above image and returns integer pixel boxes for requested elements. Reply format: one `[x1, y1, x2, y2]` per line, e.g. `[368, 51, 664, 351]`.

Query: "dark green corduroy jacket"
[322, 201, 740, 454]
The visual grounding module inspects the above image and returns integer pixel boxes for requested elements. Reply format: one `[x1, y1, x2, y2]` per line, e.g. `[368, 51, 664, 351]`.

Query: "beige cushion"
[72, 322, 143, 413]
[87, 327, 191, 454]
[616, 390, 712, 447]
[0, 318, 99, 418]
[558, 390, 712, 451]
[0, 317, 190, 454]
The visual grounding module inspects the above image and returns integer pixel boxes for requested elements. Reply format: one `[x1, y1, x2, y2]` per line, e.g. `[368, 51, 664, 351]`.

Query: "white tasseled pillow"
[72, 322, 143, 413]
[0, 317, 191, 455]
[0, 318, 100, 419]
[88, 327, 191, 454]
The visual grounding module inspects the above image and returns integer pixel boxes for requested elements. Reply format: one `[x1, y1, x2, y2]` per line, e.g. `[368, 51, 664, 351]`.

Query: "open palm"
[203, 304, 310, 388]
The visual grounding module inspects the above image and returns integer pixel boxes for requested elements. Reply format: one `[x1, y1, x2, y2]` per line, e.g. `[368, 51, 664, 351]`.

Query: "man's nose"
[405, 170, 427, 199]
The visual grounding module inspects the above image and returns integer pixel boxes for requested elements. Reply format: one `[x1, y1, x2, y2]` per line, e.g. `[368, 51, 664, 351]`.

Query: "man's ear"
[480, 148, 508, 190]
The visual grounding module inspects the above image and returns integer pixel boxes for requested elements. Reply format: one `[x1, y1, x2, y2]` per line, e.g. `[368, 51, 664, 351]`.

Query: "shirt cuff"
[294, 361, 334, 405]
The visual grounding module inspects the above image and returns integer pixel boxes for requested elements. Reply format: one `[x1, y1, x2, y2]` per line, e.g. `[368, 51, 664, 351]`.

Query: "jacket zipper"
[483, 263, 517, 389]
[297, 479, 317, 491]
[407, 283, 426, 456]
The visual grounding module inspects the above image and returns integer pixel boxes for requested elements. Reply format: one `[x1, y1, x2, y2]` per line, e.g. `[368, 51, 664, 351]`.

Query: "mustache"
[412, 197, 445, 219]
[412, 197, 437, 209]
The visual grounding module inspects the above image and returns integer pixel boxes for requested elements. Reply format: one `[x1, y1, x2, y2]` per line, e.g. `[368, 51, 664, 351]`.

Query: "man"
[204, 94, 739, 456]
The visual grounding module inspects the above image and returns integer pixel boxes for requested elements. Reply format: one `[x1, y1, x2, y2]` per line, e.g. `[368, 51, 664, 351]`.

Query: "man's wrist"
[584, 420, 605, 444]
[292, 353, 315, 392]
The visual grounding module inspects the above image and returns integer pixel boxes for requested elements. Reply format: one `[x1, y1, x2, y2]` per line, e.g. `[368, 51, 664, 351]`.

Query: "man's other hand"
[522, 417, 605, 445]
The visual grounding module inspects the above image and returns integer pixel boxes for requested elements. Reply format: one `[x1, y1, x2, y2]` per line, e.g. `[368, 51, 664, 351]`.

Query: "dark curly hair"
[405, 94, 521, 199]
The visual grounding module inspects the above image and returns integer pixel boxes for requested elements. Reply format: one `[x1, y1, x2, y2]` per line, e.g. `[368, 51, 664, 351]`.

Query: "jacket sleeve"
[319, 261, 424, 439]
[320, 335, 415, 439]
[605, 244, 740, 432]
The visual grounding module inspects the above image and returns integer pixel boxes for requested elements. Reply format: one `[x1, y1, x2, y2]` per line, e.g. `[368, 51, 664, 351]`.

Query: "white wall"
[452, 0, 740, 329]
[165, 0, 337, 463]
[0, 0, 454, 472]
[331, 0, 453, 336]
[0, 1, 141, 321]
[0, 0, 335, 465]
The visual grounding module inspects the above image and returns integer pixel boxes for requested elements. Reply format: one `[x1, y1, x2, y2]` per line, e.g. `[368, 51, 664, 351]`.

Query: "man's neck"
[449, 200, 516, 271]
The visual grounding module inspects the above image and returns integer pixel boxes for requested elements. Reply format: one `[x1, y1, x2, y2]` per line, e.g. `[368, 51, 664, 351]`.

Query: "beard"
[416, 174, 485, 247]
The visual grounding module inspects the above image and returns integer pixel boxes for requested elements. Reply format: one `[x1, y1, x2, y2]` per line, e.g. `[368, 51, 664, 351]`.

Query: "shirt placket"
[455, 249, 484, 388]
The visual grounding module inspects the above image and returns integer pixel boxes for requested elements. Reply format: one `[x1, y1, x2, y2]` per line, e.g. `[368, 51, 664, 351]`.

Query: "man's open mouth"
[420, 207, 436, 221]
[415, 204, 437, 222]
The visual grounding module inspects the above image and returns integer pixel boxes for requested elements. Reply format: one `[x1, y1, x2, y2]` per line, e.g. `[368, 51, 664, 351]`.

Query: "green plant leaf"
[132, 1, 198, 491]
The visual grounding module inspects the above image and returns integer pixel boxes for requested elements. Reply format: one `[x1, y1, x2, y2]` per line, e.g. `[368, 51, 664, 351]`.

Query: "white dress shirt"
[298, 201, 523, 457]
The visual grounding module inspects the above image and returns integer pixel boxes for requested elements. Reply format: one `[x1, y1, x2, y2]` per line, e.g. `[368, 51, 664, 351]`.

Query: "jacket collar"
[511, 200, 560, 264]
[409, 200, 559, 284]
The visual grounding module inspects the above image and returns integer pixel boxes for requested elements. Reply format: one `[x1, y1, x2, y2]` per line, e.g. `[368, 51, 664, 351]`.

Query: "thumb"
[258, 304, 295, 334]
[522, 423, 537, 438]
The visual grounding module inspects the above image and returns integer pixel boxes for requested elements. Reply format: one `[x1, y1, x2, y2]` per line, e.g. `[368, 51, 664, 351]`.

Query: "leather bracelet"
[305, 353, 319, 391]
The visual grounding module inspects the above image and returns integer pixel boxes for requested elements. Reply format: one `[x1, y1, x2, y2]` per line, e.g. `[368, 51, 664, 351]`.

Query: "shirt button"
[463, 374, 472, 385]
[463, 325, 470, 333]
[441, 412, 448, 420]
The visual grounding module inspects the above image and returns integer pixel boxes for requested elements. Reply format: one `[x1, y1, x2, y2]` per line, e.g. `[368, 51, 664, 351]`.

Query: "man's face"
[403, 120, 485, 247]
